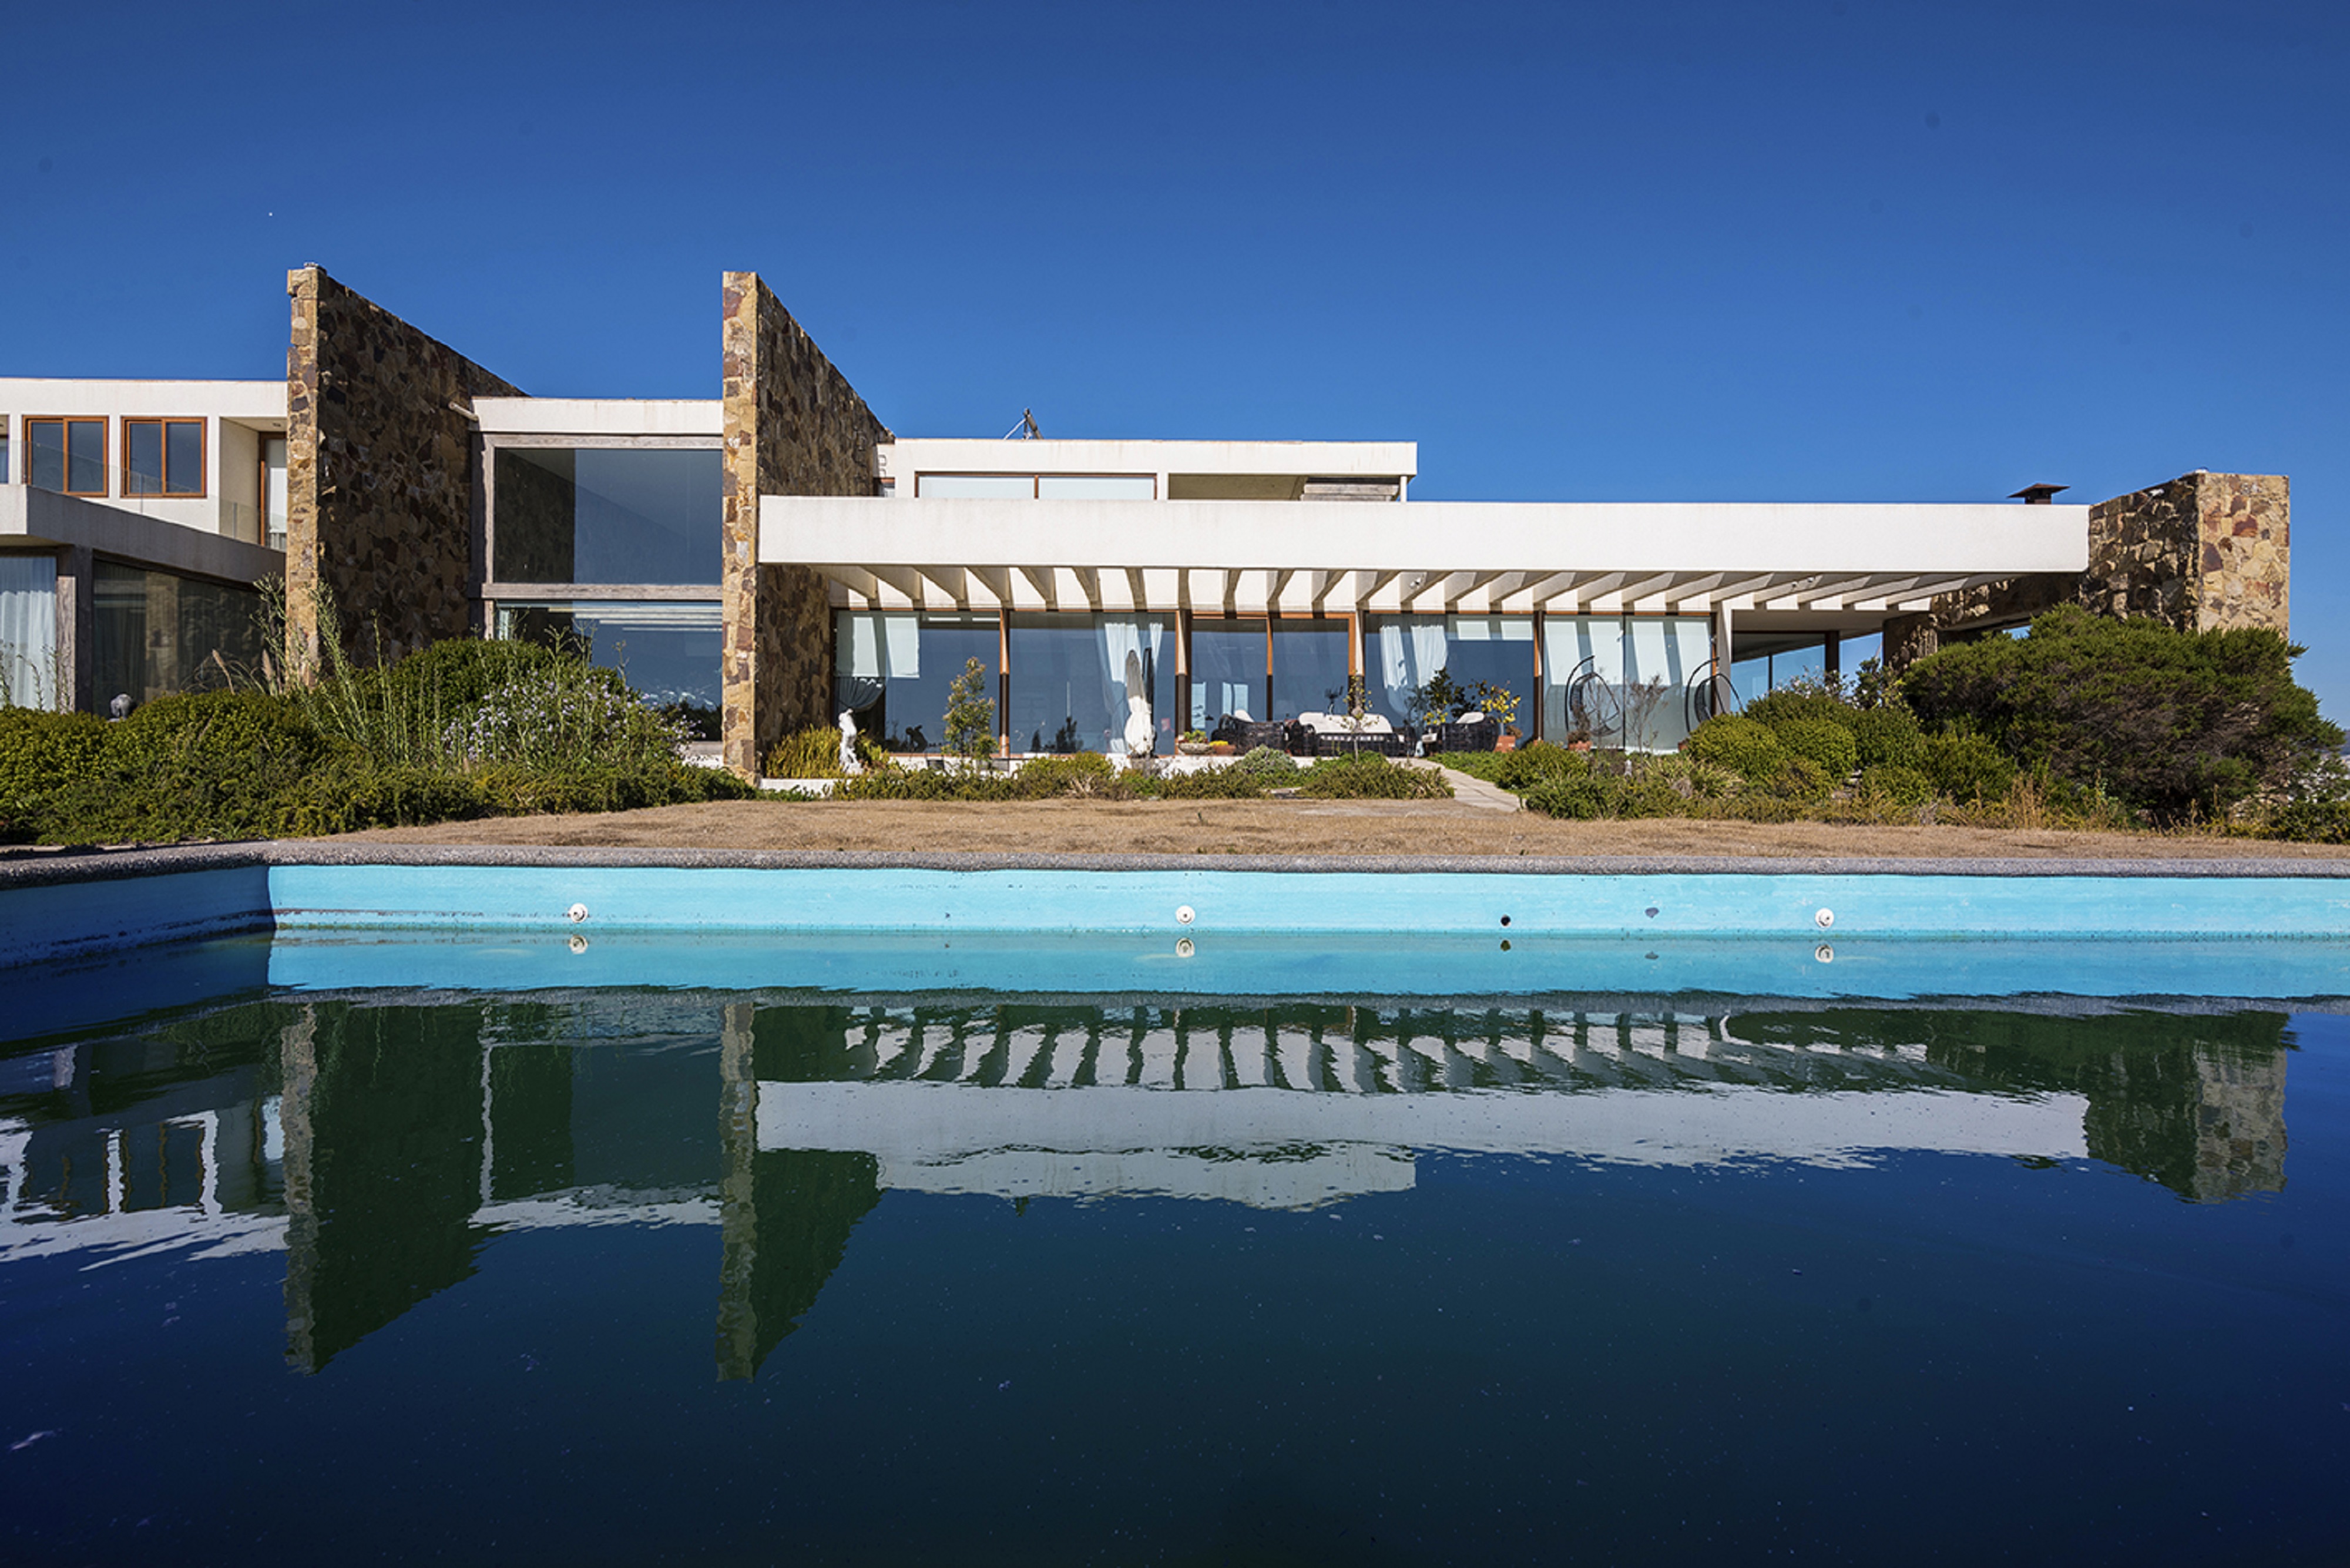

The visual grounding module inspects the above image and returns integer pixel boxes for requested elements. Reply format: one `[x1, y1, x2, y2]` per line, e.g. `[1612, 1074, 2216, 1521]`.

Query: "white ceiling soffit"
[761, 496, 2088, 615]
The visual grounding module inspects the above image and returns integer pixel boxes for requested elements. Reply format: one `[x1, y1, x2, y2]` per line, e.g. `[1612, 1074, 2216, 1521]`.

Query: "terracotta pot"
[1494, 735, 1517, 753]
[1208, 741, 1236, 756]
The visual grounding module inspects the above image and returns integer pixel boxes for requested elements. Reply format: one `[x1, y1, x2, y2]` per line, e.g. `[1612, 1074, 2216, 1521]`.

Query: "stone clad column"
[719, 273, 892, 779]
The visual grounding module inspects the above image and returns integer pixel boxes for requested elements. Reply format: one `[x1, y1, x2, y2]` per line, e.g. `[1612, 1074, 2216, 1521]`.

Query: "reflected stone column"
[2190, 1046, 2288, 1202]
[715, 1002, 761, 1382]
[279, 1006, 320, 1373]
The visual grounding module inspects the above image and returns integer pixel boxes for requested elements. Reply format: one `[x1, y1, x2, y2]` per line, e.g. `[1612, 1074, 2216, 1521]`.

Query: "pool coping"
[4, 838, 2350, 891]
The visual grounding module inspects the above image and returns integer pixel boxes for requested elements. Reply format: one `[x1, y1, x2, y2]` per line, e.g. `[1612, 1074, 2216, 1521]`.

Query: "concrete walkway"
[1435, 765, 1525, 812]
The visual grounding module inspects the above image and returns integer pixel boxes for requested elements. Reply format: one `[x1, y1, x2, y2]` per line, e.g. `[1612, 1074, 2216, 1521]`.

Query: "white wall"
[0, 381, 287, 542]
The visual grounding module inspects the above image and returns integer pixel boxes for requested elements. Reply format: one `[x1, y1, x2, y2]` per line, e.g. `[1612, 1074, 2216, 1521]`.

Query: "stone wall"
[720, 272, 892, 777]
[284, 267, 522, 672]
[1919, 471, 2291, 667]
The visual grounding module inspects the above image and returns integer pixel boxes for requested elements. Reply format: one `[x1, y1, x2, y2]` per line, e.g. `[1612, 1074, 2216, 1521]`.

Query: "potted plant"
[1207, 740, 1236, 756]
[1474, 681, 1522, 752]
[1178, 728, 1211, 756]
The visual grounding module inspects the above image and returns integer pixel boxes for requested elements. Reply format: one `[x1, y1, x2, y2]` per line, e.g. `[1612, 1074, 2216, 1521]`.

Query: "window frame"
[120, 417, 208, 499]
[24, 417, 110, 497]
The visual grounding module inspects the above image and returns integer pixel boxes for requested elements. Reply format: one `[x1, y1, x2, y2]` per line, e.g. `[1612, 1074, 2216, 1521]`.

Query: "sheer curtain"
[837, 610, 921, 713]
[0, 556, 59, 710]
[1377, 619, 1451, 722]
[1094, 616, 1164, 751]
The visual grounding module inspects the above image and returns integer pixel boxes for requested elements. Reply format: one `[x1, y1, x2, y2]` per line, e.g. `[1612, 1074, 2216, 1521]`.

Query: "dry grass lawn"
[327, 795, 2350, 861]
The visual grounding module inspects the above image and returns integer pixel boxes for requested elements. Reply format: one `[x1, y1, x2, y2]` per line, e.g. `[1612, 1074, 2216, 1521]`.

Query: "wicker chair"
[1429, 718, 1499, 753]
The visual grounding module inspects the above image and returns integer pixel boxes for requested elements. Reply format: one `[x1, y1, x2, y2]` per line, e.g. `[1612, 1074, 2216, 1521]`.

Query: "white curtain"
[1542, 616, 1624, 738]
[1377, 619, 1452, 720]
[1093, 616, 1164, 750]
[0, 556, 59, 710]
[837, 611, 921, 716]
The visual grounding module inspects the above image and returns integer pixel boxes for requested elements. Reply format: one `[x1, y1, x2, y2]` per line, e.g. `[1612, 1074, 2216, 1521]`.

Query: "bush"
[474, 761, 753, 816]
[766, 726, 892, 779]
[1846, 704, 1926, 771]
[1525, 774, 1615, 820]
[1228, 745, 1300, 780]
[1298, 754, 1452, 800]
[1639, 753, 1740, 800]
[1686, 715, 1785, 782]
[1922, 730, 2016, 804]
[1856, 764, 1935, 809]
[1759, 756, 1834, 801]
[446, 666, 687, 774]
[831, 767, 1020, 803]
[0, 709, 109, 841]
[2264, 800, 2350, 844]
[1771, 718, 1858, 782]
[1740, 684, 1848, 730]
[1900, 605, 2341, 822]
[1013, 752, 1119, 798]
[287, 762, 489, 836]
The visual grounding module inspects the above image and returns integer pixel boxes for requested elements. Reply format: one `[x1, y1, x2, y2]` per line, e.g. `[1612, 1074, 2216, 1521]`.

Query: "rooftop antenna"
[1004, 408, 1041, 441]
[2009, 482, 2069, 505]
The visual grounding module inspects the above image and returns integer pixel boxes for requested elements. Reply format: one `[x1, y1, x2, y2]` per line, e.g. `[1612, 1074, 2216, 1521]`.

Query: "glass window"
[0, 553, 59, 710]
[916, 474, 1033, 499]
[493, 602, 722, 724]
[0, 424, 10, 488]
[123, 418, 205, 497]
[492, 447, 722, 585]
[1008, 612, 1169, 755]
[26, 418, 106, 496]
[1189, 618, 1264, 729]
[834, 610, 998, 754]
[1545, 616, 1716, 750]
[92, 560, 264, 710]
[1362, 615, 1535, 728]
[1271, 619, 1353, 718]
[1038, 475, 1154, 500]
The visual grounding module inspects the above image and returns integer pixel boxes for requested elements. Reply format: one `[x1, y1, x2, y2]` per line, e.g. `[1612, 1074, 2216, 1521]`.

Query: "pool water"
[5, 961, 2349, 1563]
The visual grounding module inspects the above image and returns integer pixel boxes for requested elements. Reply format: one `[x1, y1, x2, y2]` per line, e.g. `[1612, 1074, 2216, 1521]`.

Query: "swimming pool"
[4, 853, 2348, 1562]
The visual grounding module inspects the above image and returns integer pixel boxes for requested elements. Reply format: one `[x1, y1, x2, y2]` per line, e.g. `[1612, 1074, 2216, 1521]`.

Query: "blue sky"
[5, 1, 2344, 707]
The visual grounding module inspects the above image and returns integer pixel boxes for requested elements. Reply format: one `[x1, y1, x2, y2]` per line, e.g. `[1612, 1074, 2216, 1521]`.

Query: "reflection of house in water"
[0, 995, 2302, 1383]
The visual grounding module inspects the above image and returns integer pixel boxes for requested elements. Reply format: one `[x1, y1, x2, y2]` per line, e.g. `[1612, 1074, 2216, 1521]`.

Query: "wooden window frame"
[120, 417, 207, 499]
[24, 417, 109, 497]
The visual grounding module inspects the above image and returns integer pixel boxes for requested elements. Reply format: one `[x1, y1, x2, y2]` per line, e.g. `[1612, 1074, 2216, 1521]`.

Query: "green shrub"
[1639, 753, 1740, 800]
[1900, 604, 2341, 822]
[1846, 704, 1926, 771]
[1922, 730, 2016, 804]
[286, 763, 489, 836]
[1298, 753, 1451, 800]
[2264, 800, 2350, 844]
[1525, 774, 1614, 820]
[1857, 764, 1935, 808]
[473, 761, 751, 816]
[832, 767, 1020, 803]
[765, 727, 893, 779]
[0, 709, 109, 840]
[1228, 745, 1300, 780]
[1771, 717, 1858, 781]
[1741, 684, 1848, 730]
[1014, 752, 1119, 798]
[446, 665, 687, 773]
[1760, 756, 1834, 801]
[1686, 715, 1785, 782]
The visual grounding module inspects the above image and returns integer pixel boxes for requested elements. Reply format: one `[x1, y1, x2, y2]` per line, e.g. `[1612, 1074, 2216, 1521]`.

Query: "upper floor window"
[25, 417, 106, 496]
[914, 473, 1156, 500]
[122, 418, 205, 497]
[491, 445, 723, 585]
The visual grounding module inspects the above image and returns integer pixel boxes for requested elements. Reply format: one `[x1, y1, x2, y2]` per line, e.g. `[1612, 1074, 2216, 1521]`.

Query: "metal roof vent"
[2010, 483, 2069, 505]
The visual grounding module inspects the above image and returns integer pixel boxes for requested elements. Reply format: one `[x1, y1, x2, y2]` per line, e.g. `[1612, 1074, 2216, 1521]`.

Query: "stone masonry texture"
[1925, 472, 2291, 664]
[720, 273, 892, 778]
[285, 267, 522, 673]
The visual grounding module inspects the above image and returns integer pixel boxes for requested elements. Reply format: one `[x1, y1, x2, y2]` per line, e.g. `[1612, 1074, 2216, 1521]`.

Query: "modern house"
[0, 268, 2291, 774]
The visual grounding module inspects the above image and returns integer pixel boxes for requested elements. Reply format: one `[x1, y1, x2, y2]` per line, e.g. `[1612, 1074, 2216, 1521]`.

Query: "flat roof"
[472, 398, 722, 437]
[0, 379, 286, 422]
[878, 438, 1416, 480]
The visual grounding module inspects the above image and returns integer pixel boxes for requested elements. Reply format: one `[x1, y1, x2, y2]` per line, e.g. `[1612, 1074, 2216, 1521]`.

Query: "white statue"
[1122, 650, 1154, 758]
[837, 710, 865, 775]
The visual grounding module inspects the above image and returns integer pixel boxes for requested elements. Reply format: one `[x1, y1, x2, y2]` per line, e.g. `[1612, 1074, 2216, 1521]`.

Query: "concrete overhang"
[0, 378, 286, 421]
[473, 398, 722, 437]
[760, 496, 2089, 616]
[0, 485, 284, 585]
[877, 438, 1416, 482]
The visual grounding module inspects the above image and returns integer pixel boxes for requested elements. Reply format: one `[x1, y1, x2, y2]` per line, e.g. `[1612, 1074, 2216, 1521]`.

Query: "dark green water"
[4, 983, 2347, 1563]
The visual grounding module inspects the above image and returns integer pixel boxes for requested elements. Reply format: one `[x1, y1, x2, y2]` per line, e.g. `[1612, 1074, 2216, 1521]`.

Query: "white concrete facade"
[0, 378, 288, 546]
[473, 397, 722, 438]
[763, 493, 2092, 617]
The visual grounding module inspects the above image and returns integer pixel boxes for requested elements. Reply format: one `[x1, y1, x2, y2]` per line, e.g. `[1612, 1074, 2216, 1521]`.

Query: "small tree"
[944, 656, 997, 773]
[1411, 666, 1471, 729]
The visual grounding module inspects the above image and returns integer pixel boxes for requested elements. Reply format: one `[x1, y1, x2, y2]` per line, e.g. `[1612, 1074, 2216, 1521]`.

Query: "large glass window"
[1008, 613, 1169, 755]
[1362, 616, 1535, 728]
[1543, 616, 1714, 751]
[492, 448, 722, 585]
[834, 611, 998, 754]
[1271, 619, 1354, 718]
[122, 418, 205, 497]
[1189, 618, 1264, 729]
[27, 418, 106, 496]
[92, 561, 263, 710]
[0, 554, 59, 710]
[494, 602, 722, 727]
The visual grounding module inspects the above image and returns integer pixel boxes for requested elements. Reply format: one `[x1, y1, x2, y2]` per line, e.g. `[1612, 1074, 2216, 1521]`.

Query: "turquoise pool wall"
[2, 862, 2346, 989]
